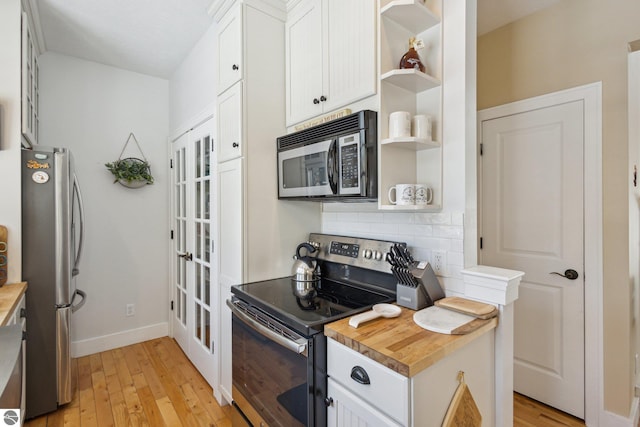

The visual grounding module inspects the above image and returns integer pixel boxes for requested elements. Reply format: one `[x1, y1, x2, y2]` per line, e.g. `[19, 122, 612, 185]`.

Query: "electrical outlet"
[126, 303, 135, 317]
[432, 250, 446, 275]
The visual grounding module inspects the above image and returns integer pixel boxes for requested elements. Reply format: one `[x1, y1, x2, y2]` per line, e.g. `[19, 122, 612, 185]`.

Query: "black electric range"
[229, 233, 403, 427]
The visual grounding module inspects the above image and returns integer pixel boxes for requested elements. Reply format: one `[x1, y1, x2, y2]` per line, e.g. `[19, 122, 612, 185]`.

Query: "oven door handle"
[227, 300, 308, 357]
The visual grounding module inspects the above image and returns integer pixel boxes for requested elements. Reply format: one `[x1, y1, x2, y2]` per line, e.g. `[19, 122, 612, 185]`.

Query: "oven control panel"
[308, 233, 406, 274]
[330, 241, 360, 258]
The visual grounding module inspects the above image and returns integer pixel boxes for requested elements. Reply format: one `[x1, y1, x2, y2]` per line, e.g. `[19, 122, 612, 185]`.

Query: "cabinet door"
[217, 5, 243, 94]
[217, 157, 243, 403]
[285, 0, 323, 126]
[327, 379, 401, 427]
[217, 82, 243, 163]
[322, 0, 376, 113]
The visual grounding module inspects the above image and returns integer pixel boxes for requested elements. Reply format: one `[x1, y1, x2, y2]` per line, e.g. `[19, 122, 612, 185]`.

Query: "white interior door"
[171, 117, 218, 388]
[480, 100, 585, 418]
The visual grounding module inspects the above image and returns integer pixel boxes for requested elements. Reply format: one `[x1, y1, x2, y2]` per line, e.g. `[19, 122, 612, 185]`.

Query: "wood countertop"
[0, 282, 27, 326]
[324, 305, 498, 378]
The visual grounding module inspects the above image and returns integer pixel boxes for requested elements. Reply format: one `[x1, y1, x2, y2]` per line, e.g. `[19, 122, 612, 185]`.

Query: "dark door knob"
[550, 269, 579, 280]
[232, 142, 239, 148]
[324, 397, 333, 407]
[313, 98, 320, 104]
[320, 95, 327, 102]
[178, 252, 193, 261]
[232, 64, 239, 70]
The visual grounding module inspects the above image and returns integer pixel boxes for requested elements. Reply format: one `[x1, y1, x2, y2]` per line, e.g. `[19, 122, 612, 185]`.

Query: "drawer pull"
[350, 366, 370, 385]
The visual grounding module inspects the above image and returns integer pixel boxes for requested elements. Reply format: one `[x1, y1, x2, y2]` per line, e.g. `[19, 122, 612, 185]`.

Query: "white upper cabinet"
[217, 5, 243, 94]
[216, 82, 243, 162]
[286, 0, 376, 127]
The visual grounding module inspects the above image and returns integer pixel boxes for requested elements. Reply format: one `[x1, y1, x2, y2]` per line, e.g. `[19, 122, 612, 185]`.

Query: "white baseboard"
[598, 396, 640, 427]
[71, 322, 169, 357]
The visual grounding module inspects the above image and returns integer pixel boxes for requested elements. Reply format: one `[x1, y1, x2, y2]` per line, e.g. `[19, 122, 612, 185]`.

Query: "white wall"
[38, 52, 170, 356]
[169, 22, 217, 136]
[0, 0, 23, 283]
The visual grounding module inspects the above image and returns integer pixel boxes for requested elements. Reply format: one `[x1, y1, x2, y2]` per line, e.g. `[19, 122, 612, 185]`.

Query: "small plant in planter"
[105, 157, 154, 188]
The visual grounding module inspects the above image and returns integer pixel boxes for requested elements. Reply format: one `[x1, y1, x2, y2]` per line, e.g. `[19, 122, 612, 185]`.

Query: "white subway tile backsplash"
[321, 207, 465, 281]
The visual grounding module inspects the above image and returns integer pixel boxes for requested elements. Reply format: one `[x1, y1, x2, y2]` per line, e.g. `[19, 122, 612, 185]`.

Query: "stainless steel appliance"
[277, 110, 377, 201]
[228, 233, 403, 426]
[21, 147, 86, 418]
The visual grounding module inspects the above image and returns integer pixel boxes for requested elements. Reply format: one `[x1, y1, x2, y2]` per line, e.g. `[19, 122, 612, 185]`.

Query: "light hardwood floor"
[26, 337, 585, 427]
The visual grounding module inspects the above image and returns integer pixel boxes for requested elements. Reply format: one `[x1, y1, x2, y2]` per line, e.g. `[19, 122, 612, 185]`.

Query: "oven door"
[228, 299, 312, 427]
[278, 139, 337, 198]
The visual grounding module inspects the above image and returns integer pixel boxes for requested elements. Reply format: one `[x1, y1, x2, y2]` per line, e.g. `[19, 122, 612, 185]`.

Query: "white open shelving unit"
[378, 0, 443, 211]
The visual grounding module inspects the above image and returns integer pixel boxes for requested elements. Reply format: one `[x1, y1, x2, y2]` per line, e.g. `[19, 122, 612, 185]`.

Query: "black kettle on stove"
[291, 243, 320, 301]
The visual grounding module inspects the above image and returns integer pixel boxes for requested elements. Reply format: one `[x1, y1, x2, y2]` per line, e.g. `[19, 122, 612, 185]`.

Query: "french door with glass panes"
[171, 117, 218, 389]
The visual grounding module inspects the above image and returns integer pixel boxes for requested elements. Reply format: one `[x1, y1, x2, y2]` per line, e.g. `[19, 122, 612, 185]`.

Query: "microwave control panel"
[338, 133, 361, 194]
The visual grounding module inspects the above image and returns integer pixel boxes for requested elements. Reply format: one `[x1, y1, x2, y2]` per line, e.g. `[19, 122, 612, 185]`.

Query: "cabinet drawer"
[327, 339, 409, 425]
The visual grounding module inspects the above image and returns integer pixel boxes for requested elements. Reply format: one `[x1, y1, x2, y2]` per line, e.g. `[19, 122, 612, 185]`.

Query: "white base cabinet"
[327, 379, 401, 427]
[327, 332, 495, 426]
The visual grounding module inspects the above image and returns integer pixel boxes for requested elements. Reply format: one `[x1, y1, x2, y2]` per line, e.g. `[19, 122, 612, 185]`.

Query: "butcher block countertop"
[0, 282, 27, 326]
[324, 305, 498, 378]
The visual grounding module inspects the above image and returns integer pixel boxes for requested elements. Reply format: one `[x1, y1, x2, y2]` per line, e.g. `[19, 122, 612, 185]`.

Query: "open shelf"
[380, 0, 440, 34]
[381, 69, 440, 92]
[381, 136, 440, 151]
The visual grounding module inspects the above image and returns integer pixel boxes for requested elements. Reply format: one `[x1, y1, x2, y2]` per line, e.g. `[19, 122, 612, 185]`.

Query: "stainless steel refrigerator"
[21, 147, 86, 418]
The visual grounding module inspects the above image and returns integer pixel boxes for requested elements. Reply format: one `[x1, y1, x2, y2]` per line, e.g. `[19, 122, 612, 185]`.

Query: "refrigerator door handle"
[71, 289, 86, 313]
[72, 173, 85, 277]
[56, 306, 72, 405]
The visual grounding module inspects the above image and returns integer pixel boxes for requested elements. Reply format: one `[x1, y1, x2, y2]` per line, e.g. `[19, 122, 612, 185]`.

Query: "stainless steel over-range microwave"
[277, 110, 377, 201]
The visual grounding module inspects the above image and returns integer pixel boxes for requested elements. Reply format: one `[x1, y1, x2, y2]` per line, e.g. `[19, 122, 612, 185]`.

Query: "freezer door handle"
[56, 307, 72, 405]
[72, 174, 85, 277]
[71, 289, 86, 313]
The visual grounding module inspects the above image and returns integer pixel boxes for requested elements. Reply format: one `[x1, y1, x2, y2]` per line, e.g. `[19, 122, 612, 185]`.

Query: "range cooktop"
[231, 276, 394, 336]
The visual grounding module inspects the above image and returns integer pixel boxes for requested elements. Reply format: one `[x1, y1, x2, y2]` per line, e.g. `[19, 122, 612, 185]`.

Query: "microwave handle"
[327, 139, 338, 194]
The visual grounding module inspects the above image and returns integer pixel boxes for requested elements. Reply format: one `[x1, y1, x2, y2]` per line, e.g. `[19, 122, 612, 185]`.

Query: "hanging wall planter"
[105, 133, 154, 188]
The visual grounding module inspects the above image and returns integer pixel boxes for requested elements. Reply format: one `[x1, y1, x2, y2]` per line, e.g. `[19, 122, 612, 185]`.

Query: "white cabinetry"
[217, 5, 242, 94]
[285, 0, 376, 126]
[327, 334, 495, 426]
[21, 12, 39, 146]
[378, 0, 442, 211]
[216, 82, 242, 162]
[213, 0, 321, 404]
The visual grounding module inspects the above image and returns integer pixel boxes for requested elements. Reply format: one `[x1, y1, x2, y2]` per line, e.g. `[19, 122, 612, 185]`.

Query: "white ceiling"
[33, 0, 560, 79]
[35, 0, 214, 79]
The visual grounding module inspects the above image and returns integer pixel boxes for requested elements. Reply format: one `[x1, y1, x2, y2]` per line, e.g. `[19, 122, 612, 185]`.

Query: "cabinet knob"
[232, 142, 239, 148]
[232, 64, 239, 71]
[313, 98, 320, 105]
[320, 95, 327, 102]
[324, 397, 334, 407]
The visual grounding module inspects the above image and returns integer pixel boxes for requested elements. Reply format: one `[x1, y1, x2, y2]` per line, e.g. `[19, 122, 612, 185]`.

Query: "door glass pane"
[176, 150, 181, 183]
[205, 136, 211, 177]
[204, 310, 211, 350]
[204, 266, 210, 305]
[196, 182, 201, 219]
[204, 224, 210, 263]
[196, 223, 202, 260]
[176, 185, 181, 217]
[195, 303, 201, 341]
[181, 183, 186, 217]
[196, 139, 202, 178]
[204, 181, 210, 220]
[176, 290, 181, 319]
[181, 148, 186, 181]
[181, 294, 186, 325]
[196, 264, 202, 300]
